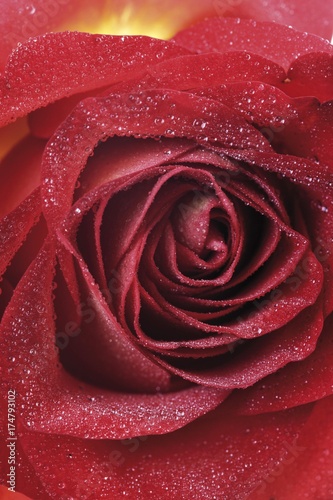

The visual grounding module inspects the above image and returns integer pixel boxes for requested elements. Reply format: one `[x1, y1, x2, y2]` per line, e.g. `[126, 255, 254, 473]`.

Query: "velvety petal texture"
[0, 0, 331, 74]
[12, 399, 333, 499]
[1, 12, 333, 500]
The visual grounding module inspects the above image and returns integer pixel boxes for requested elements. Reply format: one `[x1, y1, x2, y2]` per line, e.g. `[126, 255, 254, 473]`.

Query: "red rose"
[1, 2, 333, 499]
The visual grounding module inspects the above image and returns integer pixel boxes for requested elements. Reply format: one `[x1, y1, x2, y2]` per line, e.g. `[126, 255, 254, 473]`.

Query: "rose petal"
[1, 0, 331, 76]
[0, 0, 77, 72]
[280, 100, 333, 169]
[231, 0, 333, 40]
[249, 396, 333, 499]
[29, 49, 323, 142]
[76, 136, 196, 212]
[0, 135, 45, 217]
[228, 313, 333, 415]
[4, 215, 48, 292]
[28, 87, 110, 139]
[0, 278, 13, 316]
[16, 401, 315, 499]
[142, 298, 324, 390]
[146, 51, 286, 87]
[0, 117, 29, 161]
[0, 32, 189, 126]
[283, 53, 333, 102]
[193, 81, 300, 140]
[192, 83, 333, 167]
[173, 18, 333, 71]
[297, 187, 333, 316]
[0, 189, 41, 277]
[138, 244, 322, 339]
[2, 436, 48, 500]
[221, 149, 333, 193]
[57, 258, 174, 394]
[0, 0, 224, 72]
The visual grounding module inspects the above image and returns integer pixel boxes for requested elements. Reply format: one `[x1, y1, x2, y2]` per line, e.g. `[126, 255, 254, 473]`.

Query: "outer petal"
[173, 18, 333, 71]
[249, 396, 333, 499]
[146, 52, 286, 87]
[283, 53, 333, 102]
[214, 0, 333, 41]
[27, 51, 286, 140]
[0, 0, 331, 75]
[0, 0, 76, 72]
[0, 32, 189, 126]
[0, 0, 223, 72]
[281, 100, 333, 169]
[15, 401, 315, 499]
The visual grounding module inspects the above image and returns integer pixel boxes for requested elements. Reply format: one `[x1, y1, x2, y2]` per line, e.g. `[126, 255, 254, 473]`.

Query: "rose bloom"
[1, 0, 333, 499]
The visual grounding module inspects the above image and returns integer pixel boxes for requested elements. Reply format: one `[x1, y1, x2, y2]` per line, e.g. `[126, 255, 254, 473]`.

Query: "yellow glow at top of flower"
[60, 1, 199, 40]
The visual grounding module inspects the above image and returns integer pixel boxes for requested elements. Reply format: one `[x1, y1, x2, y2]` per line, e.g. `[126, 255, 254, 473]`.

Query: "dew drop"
[311, 199, 329, 213]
